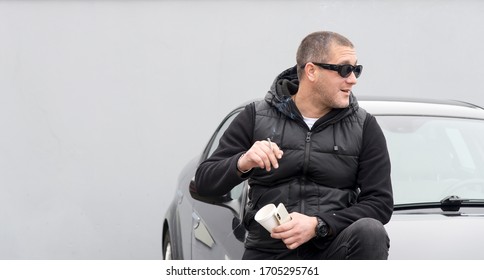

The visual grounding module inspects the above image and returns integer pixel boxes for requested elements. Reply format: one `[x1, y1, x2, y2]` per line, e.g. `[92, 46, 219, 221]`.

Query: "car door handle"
[191, 211, 214, 248]
[192, 212, 201, 229]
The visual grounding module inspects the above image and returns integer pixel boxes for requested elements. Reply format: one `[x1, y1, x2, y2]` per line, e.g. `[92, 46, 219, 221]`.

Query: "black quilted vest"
[244, 97, 367, 251]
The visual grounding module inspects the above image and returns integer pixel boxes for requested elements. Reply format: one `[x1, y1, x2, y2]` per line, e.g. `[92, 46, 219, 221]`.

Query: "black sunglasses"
[310, 62, 363, 78]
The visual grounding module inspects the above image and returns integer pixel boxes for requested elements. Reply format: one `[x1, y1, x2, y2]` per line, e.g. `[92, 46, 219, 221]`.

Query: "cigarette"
[267, 138, 272, 150]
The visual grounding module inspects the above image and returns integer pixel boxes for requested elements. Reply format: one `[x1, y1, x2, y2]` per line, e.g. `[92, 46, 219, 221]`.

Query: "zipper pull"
[306, 132, 312, 142]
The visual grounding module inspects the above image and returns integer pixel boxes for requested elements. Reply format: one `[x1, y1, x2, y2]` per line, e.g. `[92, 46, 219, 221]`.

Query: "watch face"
[317, 220, 328, 238]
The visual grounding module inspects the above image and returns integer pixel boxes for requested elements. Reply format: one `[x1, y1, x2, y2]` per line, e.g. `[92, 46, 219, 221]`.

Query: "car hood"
[385, 211, 484, 259]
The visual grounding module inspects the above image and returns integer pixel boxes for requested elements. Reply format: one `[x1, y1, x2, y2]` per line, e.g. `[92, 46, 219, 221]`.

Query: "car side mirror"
[189, 178, 232, 204]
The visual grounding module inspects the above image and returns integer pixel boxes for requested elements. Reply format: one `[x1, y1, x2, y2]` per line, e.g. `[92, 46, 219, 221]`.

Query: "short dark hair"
[296, 31, 354, 80]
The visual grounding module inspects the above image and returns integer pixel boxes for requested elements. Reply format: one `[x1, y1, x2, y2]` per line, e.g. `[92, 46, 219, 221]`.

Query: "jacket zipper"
[303, 131, 312, 175]
[300, 131, 312, 213]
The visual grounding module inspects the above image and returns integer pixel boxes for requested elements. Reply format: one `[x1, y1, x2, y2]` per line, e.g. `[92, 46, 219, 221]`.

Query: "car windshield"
[377, 116, 484, 205]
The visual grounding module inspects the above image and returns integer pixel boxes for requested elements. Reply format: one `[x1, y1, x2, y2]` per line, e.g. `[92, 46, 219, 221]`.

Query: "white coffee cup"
[254, 204, 279, 233]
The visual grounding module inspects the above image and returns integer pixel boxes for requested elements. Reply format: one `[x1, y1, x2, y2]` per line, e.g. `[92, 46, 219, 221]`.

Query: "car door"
[189, 108, 247, 259]
[191, 182, 247, 259]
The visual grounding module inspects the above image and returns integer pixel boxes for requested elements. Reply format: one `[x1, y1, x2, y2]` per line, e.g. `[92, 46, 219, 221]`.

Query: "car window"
[445, 128, 475, 170]
[207, 111, 239, 158]
[377, 116, 484, 204]
[205, 110, 244, 200]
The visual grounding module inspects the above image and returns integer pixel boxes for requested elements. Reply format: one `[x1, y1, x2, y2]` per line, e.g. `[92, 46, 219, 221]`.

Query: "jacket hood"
[264, 65, 360, 124]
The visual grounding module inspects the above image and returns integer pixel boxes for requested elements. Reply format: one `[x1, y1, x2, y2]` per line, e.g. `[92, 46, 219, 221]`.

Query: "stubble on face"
[314, 44, 358, 110]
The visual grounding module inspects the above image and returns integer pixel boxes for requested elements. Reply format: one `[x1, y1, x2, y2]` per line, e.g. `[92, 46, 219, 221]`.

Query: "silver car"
[163, 97, 484, 260]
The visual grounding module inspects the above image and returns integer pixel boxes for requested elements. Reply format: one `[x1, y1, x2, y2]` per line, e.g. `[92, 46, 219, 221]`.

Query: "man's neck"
[292, 91, 331, 119]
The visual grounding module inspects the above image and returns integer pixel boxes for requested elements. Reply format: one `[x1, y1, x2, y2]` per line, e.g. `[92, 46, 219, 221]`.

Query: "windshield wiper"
[394, 195, 484, 212]
[440, 195, 484, 211]
[440, 195, 466, 211]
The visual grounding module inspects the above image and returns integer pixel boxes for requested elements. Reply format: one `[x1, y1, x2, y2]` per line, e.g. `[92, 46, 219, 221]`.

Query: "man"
[194, 31, 393, 260]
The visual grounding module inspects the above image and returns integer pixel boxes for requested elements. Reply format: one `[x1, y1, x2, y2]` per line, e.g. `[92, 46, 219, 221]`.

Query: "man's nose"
[346, 72, 358, 84]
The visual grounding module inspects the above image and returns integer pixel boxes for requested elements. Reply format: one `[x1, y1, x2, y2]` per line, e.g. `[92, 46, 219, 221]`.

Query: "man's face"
[313, 44, 358, 109]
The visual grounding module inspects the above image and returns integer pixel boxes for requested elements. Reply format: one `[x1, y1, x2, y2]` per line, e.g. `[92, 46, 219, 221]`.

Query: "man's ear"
[305, 63, 318, 82]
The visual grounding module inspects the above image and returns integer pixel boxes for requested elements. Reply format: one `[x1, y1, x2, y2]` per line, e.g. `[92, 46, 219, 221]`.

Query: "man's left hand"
[270, 212, 318, 250]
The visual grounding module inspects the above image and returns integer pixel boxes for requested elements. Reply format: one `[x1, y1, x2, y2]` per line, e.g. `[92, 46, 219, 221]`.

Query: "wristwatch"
[315, 217, 329, 238]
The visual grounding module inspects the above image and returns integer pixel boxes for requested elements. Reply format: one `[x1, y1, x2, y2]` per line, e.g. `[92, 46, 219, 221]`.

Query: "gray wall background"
[1, 0, 483, 259]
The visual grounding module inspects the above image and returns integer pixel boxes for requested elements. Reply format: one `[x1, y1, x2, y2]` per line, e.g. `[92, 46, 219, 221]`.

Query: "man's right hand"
[237, 139, 284, 173]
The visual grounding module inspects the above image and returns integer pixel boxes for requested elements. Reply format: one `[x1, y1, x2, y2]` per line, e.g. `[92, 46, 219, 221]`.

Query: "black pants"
[242, 218, 390, 260]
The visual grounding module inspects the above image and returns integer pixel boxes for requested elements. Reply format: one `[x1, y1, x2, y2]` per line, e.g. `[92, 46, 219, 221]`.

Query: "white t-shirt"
[303, 116, 318, 130]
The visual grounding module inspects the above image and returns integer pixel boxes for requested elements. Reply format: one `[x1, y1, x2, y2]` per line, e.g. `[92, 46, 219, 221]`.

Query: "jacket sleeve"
[194, 103, 255, 197]
[319, 114, 394, 236]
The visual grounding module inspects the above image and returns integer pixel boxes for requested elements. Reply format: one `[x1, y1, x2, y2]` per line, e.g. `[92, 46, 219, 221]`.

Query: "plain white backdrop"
[1, 0, 483, 259]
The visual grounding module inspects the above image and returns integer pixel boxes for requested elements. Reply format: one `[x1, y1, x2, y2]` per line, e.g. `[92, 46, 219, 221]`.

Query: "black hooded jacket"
[195, 66, 393, 252]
